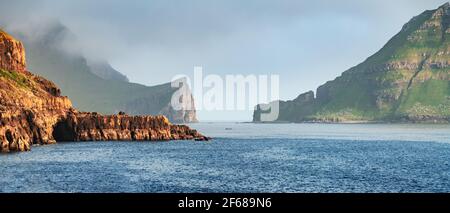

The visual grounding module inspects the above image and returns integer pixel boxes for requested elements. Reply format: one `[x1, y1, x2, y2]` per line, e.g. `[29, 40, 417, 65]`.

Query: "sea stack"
[0, 29, 208, 153]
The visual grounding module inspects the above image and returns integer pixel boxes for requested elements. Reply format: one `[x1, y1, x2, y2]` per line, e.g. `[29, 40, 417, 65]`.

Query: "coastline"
[250, 119, 450, 124]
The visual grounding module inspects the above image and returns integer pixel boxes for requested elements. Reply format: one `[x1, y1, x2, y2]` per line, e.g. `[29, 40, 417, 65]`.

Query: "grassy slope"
[271, 5, 450, 122]
[312, 10, 436, 120]
[26, 44, 174, 115]
[0, 69, 31, 89]
[397, 80, 450, 117]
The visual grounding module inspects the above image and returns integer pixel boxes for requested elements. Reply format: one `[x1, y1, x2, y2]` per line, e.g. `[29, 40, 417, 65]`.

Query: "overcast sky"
[0, 0, 448, 121]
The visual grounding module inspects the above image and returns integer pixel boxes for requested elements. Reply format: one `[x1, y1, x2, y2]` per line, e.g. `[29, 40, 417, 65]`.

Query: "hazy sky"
[0, 0, 448, 121]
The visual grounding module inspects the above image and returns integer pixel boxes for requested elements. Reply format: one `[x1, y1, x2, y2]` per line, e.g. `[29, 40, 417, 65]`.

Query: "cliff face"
[0, 30, 207, 153]
[0, 30, 26, 72]
[120, 82, 198, 123]
[54, 112, 203, 142]
[9, 22, 197, 123]
[86, 60, 130, 82]
[254, 3, 450, 123]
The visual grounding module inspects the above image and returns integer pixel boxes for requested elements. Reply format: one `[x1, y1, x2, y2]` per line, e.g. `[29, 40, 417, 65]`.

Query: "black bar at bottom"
[0, 193, 449, 211]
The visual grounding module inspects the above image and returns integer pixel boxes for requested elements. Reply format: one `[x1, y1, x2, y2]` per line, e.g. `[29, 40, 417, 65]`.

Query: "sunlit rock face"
[9, 22, 198, 124]
[0, 30, 207, 153]
[0, 30, 26, 73]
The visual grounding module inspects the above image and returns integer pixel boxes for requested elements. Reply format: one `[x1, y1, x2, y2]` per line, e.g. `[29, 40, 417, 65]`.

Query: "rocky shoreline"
[0, 30, 208, 153]
[253, 119, 449, 124]
[253, 116, 450, 124]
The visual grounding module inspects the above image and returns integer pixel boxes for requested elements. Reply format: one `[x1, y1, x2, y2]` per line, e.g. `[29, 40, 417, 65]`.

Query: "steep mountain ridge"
[8, 22, 197, 123]
[0, 30, 207, 153]
[254, 3, 450, 123]
[87, 60, 130, 82]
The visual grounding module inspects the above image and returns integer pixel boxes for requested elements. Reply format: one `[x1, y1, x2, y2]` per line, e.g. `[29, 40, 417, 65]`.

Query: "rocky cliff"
[7, 22, 197, 123]
[0, 29, 26, 72]
[254, 3, 450, 123]
[0, 30, 207, 153]
[86, 60, 130, 82]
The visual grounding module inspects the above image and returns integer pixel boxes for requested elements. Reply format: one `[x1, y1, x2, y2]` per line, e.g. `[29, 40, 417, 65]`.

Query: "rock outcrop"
[254, 3, 450, 123]
[55, 112, 204, 142]
[8, 22, 198, 123]
[0, 29, 26, 72]
[0, 30, 208, 153]
[86, 60, 130, 82]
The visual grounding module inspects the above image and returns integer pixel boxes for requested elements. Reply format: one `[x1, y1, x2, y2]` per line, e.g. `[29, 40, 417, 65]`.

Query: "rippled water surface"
[1, 123, 450, 192]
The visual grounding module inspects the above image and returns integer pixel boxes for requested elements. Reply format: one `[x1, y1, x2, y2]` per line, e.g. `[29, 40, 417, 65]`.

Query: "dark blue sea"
[1, 123, 450, 192]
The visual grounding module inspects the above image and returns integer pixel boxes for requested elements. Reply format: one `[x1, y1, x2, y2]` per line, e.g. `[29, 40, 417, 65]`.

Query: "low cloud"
[0, 0, 447, 121]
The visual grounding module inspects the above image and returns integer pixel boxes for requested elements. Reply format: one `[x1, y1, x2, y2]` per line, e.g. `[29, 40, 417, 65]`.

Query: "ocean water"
[1, 123, 450, 192]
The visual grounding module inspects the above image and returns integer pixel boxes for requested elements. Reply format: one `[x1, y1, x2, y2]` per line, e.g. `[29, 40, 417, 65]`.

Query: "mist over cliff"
[0, 29, 207, 152]
[0, 18, 198, 123]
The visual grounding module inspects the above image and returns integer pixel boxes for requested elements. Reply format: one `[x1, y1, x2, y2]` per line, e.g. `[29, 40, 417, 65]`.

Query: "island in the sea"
[0, 29, 208, 153]
[254, 3, 450, 123]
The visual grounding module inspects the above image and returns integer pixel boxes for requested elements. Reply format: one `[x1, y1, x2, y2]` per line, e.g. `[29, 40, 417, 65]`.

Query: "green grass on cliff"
[310, 108, 377, 122]
[397, 80, 450, 116]
[25, 45, 175, 115]
[0, 69, 31, 89]
[321, 80, 374, 112]
[348, 10, 433, 72]
[254, 5, 450, 123]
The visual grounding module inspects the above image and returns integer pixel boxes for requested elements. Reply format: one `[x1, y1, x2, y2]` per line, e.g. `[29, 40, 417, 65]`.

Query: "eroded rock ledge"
[0, 30, 208, 153]
[54, 111, 206, 142]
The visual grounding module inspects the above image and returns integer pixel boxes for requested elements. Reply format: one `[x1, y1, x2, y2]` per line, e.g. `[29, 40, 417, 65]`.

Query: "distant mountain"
[0, 29, 206, 153]
[8, 22, 197, 123]
[87, 60, 129, 82]
[254, 3, 450, 123]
